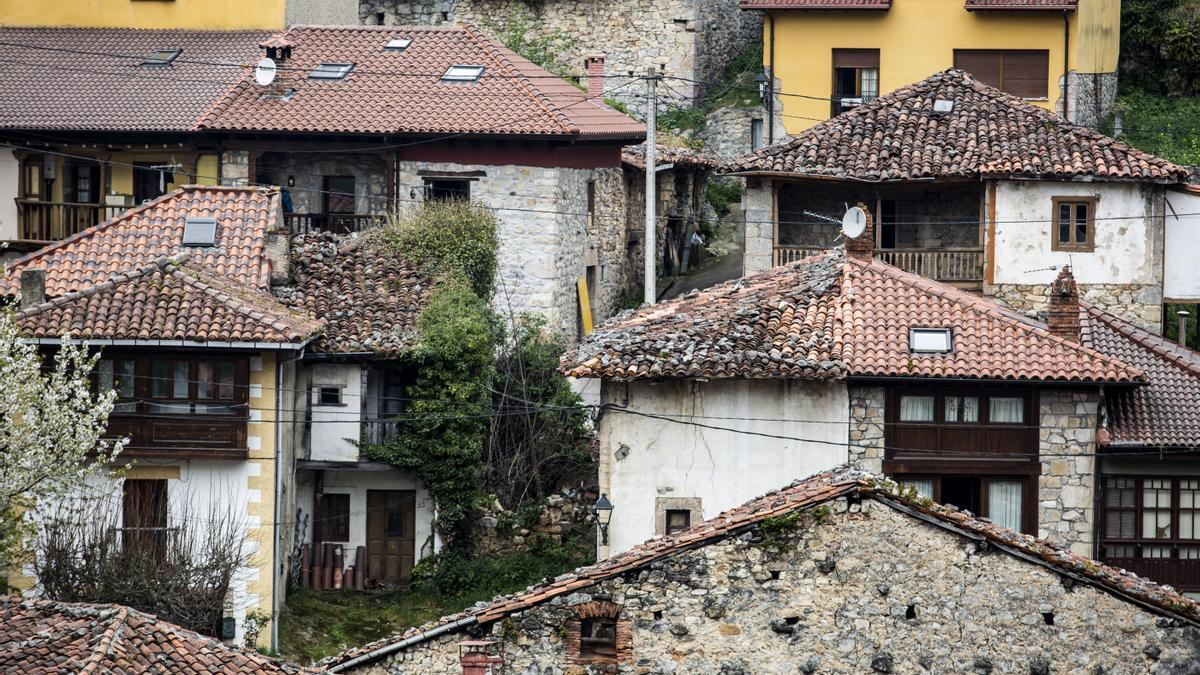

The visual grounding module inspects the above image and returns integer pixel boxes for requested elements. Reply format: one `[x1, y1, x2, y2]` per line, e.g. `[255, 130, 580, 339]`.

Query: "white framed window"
[899, 395, 935, 422]
[909, 327, 952, 354]
[310, 62, 354, 80]
[442, 65, 485, 83]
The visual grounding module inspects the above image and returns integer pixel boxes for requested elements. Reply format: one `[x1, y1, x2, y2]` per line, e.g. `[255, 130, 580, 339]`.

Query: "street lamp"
[591, 493, 614, 545]
[754, 69, 771, 101]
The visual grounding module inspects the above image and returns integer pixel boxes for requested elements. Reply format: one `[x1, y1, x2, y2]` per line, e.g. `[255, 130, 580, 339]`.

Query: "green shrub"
[385, 200, 499, 299]
[1104, 88, 1200, 165]
[706, 179, 743, 218]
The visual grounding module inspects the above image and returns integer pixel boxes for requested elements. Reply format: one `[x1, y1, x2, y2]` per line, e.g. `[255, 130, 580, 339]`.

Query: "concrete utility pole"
[643, 66, 658, 306]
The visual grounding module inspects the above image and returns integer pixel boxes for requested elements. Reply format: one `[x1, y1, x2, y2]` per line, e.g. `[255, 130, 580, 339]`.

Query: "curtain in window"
[989, 397, 1023, 423]
[899, 395, 935, 422]
[987, 480, 1023, 531]
[1182, 480, 1200, 540]
[901, 479, 934, 500]
[1143, 478, 1173, 541]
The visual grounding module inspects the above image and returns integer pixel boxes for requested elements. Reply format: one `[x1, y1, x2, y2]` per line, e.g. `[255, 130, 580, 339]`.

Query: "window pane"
[899, 395, 934, 422]
[1143, 478, 1172, 539]
[900, 479, 934, 500]
[860, 68, 879, 98]
[197, 362, 213, 399]
[218, 363, 234, 400]
[987, 480, 1023, 531]
[989, 397, 1023, 423]
[944, 396, 960, 422]
[962, 396, 979, 422]
[1058, 203, 1071, 243]
[117, 360, 135, 398]
[1075, 204, 1088, 244]
[97, 359, 114, 393]
[1106, 476, 1136, 508]
[1182, 479, 1199, 539]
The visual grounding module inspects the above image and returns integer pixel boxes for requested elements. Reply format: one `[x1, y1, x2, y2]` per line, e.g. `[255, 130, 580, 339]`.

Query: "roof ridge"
[15, 253, 187, 319]
[1084, 303, 1200, 379]
[169, 262, 320, 339]
[77, 605, 128, 675]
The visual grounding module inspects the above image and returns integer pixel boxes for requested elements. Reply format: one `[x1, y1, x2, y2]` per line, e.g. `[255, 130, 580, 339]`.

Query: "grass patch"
[1105, 87, 1200, 165]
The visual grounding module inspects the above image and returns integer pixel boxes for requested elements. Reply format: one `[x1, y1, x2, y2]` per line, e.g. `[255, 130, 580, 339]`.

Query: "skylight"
[933, 99, 955, 115]
[385, 37, 412, 51]
[441, 65, 485, 83]
[310, 62, 354, 80]
[141, 48, 182, 67]
[909, 328, 953, 354]
[182, 217, 218, 247]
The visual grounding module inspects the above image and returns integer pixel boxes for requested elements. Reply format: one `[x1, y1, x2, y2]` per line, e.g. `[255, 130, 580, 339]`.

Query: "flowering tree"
[0, 311, 125, 565]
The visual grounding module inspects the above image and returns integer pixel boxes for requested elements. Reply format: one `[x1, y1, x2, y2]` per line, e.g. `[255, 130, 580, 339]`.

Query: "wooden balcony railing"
[773, 246, 985, 283]
[1100, 544, 1200, 592]
[16, 199, 128, 242]
[105, 408, 248, 460]
[285, 212, 387, 235]
[361, 418, 400, 446]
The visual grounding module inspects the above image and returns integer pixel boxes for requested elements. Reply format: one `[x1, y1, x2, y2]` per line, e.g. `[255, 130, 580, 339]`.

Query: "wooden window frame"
[315, 385, 344, 407]
[895, 474, 1036, 534]
[831, 48, 881, 116]
[953, 49, 1049, 99]
[1050, 196, 1097, 252]
[665, 509, 691, 535]
[316, 493, 351, 543]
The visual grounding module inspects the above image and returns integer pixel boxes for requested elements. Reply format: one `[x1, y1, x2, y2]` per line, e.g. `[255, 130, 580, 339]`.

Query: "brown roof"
[276, 231, 434, 355]
[561, 248, 1141, 383]
[727, 69, 1188, 182]
[0, 596, 308, 673]
[0, 185, 279, 300]
[0, 27, 270, 132]
[965, 0, 1076, 9]
[325, 467, 1200, 669]
[1082, 305, 1200, 448]
[16, 254, 322, 345]
[198, 25, 644, 140]
[739, 0, 890, 8]
[621, 142, 718, 170]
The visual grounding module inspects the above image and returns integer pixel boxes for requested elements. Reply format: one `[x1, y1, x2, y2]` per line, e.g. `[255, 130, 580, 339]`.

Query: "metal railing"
[773, 246, 985, 283]
[16, 199, 128, 241]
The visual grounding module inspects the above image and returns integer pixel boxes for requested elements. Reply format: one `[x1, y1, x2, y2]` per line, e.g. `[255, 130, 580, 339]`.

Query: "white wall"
[0, 149, 19, 241]
[1165, 189, 1200, 301]
[307, 362, 363, 463]
[992, 180, 1162, 286]
[295, 467, 438, 568]
[597, 378, 849, 554]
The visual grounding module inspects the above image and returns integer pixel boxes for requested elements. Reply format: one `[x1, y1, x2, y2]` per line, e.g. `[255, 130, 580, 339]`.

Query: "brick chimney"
[1046, 265, 1081, 342]
[258, 34, 295, 98]
[585, 54, 605, 96]
[844, 203, 875, 261]
[458, 641, 503, 674]
[20, 268, 45, 309]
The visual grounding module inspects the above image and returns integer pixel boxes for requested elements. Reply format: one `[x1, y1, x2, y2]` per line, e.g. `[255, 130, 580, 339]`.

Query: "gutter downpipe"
[1062, 11, 1070, 123]
[272, 346, 305, 652]
[768, 12, 776, 144]
[328, 617, 478, 672]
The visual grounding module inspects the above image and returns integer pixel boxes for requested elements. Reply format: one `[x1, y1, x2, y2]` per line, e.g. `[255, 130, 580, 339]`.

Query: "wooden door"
[365, 490, 415, 587]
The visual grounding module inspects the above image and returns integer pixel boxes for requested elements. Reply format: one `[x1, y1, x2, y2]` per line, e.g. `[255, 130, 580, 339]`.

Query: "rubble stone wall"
[848, 385, 885, 475]
[990, 282, 1164, 334]
[355, 496, 1200, 674]
[469, 486, 599, 556]
[1037, 389, 1100, 557]
[254, 152, 390, 216]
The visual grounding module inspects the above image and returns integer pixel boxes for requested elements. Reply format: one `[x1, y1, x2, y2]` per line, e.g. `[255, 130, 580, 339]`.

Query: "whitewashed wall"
[991, 180, 1162, 287]
[295, 468, 438, 568]
[0, 149, 19, 242]
[596, 378, 849, 554]
[1165, 189, 1200, 301]
[307, 363, 364, 463]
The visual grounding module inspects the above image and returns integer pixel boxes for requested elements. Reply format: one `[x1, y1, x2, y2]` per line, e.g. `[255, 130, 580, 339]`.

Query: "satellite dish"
[254, 57, 277, 86]
[841, 206, 867, 239]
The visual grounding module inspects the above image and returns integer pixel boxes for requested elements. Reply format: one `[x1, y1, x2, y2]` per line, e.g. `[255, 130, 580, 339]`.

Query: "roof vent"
[909, 327, 952, 354]
[385, 37, 412, 51]
[932, 99, 955, 115]
[142, 48, 182, 67]
[182, 217, 218, 247]
[310, 62, 354, 80]
[441, 65, 485, 83]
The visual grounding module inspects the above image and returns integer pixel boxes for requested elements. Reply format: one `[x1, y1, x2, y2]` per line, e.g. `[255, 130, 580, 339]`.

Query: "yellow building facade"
[0, 0, 357, 30]
[758, 0, 1120, 134]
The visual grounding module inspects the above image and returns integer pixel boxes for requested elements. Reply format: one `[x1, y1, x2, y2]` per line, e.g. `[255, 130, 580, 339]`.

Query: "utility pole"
[643, 66, 658, 306]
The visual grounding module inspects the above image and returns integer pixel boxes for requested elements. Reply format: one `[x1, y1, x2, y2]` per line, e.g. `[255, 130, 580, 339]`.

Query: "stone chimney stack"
[1047, 266, 1081, 342]
[585, 54, 605, 96]
[259, 34, 295, 98]
[20, 268, 45, 309]
[844, 203, 875, 262]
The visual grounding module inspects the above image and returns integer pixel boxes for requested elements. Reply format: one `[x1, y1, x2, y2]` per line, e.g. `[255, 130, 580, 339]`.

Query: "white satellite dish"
[254, 57, 277, 86]
[841, 206, 867, 239]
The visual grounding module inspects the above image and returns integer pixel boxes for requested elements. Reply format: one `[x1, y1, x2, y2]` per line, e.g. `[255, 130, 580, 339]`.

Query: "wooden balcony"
[106, 407, 248, 460]
[16, 199, 128, 242]
[1100, 545, 1200, 593]
[284, 212, 387, 236]
[774, 246, 985, 289]
[361, 418, 400, 446]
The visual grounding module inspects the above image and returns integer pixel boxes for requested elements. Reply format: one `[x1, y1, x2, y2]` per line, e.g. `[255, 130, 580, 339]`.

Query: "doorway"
[365, 490, 415, 587]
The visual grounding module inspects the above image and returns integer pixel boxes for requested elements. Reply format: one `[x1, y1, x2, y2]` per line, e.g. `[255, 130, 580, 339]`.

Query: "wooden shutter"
[1002, 50, 1049, 98]
[833, 49, 879, 69]
[318, 493, 350, 542]
[954, 50, 1003, 90]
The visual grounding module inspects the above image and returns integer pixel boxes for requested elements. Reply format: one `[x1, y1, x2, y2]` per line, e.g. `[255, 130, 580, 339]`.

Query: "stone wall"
[1064, 70, 1119, 129]
[847, 385, 885, 475]
[701, 105, 765, 164]
[356, 496, 1200, 673]
[254, 152, 390, 216]
[989, 282, 1164, 334]
[1037, 389, 1100, 557]
[469, 485, 599, 556]
[741, 177, 774, 275]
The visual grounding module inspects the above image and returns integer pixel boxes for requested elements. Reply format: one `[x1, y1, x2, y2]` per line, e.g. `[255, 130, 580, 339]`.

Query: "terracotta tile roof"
[561, 248, 1142, 383]
[16, 254, 322, 345]
[0, 185, 279, 300]
[325, 466, 1200, 669]
[198, 25, 644, 140]
[727, 69, 1188, 181]
[276, 231, 434, 355]
[0, 27, 270, 132]
[1081, 305, 1200, 448]
[965, 0, 1076, 9]
[622, 142, 719, 170]
[739, 0, 890, 8]
[0, 596, 309, 673]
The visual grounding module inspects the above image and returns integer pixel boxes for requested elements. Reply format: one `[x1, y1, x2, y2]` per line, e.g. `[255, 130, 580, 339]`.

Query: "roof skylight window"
[310, 62, 354, 80]
[182, 217, 218, 247]
[932, 99, 956, 115]
[142, 48, 182, 67]
[441, 65, 485, 83]
[909, 328, 953, 354]
[385, 37, 413, 51]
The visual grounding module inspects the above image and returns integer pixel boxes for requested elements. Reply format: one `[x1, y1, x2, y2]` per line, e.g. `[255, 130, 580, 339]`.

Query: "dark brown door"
[365, 490, 415, 587]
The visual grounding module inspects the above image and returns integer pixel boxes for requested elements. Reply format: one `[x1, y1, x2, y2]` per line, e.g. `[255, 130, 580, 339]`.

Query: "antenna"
[841, 206, 867, 239]
[255, 57, 277, 86]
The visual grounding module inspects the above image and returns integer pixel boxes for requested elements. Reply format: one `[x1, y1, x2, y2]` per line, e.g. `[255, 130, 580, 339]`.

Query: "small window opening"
[317, 386, 342, 406]
[751, 118, 765, 150]
[310, 62, 354, 80]
[424, 177, 470, 201]
[909, 327, 952, 353]
[580, 617, 617, 658]
[665, 509, 691, 535]
[375, 11, 385, 24]
[181, 217, 217, 247]
[906, 604, 917, 620]
[1042, 612, 1055, 626]
[442, 65, 485, 82]
[142, 48, 182, 66]
[385, 37, 412, 51]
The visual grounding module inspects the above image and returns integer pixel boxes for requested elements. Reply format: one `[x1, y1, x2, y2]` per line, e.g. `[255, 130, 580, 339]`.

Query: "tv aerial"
[841, 206, 867, 239]
[254, 57, 277, 86]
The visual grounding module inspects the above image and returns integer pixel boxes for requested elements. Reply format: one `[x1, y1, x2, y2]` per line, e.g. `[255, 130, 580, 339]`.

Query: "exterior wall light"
[591, 493, 614, 545]
[755, 70, 771, 101]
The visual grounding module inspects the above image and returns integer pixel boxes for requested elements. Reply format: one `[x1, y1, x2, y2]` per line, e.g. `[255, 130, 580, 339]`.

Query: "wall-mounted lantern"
[592, 493, 614, 545]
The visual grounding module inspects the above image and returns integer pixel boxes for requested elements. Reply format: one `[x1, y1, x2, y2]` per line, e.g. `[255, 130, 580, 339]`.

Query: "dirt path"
[663, 209, 745, 299]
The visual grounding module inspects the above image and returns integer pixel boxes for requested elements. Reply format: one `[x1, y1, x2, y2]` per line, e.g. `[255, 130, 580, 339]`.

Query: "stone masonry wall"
[742, 177, 774, 275]
[1037, 389, 1100, 557]
[1064, 70, 1119, 129]
[848, 385, 885, 475]
[254, 152, 390, 216]
[357, 496, 1200, 673]
[990, 282, 1163, 334]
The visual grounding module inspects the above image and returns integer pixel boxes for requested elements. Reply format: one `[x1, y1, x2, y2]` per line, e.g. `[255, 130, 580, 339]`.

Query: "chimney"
[265, 231, 291, 287]
[1179, 309, 1191, 348]
[844, 202, 875, 261]
[1046, 266, 1081, 342]
[259, 34, 295, 98]
[20, 268, 45, 309]
[585, 54, 605, 96]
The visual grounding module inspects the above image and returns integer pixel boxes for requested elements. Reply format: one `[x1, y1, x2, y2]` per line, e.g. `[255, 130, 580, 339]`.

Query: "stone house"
[728, 69, 1196, 334]
[322, 468, 1200, 674]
